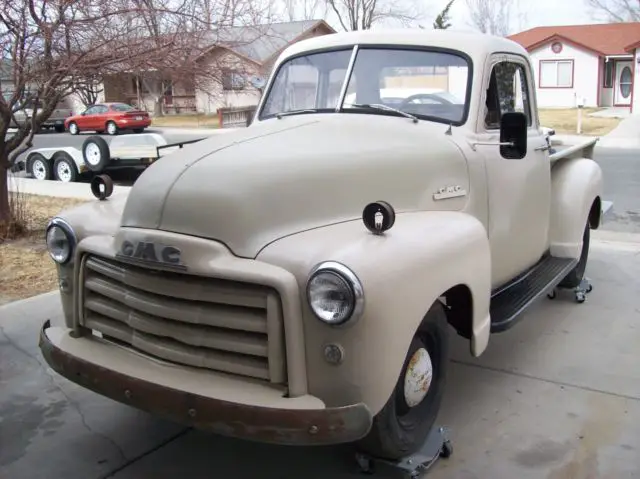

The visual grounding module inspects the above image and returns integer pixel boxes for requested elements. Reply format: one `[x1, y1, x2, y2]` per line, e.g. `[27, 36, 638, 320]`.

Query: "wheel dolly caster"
[355, 426, 452, 478]
[574, 277, 592, 303]
[547, 277, 593, 303]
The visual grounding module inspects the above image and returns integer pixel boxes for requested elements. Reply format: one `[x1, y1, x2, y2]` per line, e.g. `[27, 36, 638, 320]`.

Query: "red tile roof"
[508, 22, 640, 56]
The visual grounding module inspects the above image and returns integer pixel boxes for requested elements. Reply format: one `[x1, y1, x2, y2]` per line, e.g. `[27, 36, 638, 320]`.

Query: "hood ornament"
[362, 201, 395, 235]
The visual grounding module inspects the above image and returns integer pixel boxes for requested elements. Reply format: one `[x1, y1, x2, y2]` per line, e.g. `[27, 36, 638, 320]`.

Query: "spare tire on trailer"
[82, 136, 110, 173]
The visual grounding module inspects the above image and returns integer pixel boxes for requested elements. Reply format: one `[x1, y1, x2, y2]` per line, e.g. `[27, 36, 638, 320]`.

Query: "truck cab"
[39, 29, 603, 462]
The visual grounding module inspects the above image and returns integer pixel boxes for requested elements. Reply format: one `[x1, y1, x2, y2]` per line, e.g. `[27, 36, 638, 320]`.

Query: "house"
[100, 20, 336, 116]
[508, 22, 640, 113]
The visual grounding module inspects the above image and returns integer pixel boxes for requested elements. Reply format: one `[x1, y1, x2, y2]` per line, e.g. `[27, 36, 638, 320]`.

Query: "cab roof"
[277, 28, 530, 63]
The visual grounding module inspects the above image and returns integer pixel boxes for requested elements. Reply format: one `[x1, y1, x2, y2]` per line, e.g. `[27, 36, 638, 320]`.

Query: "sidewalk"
[553, 114, 640, 150]
[8, 175, 131, 200]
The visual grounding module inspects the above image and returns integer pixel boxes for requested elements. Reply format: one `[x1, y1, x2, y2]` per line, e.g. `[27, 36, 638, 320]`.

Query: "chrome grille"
[79, 255, 287, 383]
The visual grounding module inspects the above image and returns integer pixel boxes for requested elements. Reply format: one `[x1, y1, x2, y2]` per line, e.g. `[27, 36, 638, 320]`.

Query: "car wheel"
[68, 122, 79, 135]
[559, 222, 590, 289]
[53, 153, 78, 182]
[29, 153, 52, 181]
[82, 135, 111, 173]
[106, 121, 118, 135]
[54, 125, 65, 133]
[356, 301, 450, 460]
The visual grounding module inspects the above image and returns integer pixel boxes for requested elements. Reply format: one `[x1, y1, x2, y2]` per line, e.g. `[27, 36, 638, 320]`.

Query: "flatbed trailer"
[13, 134, 204, 182]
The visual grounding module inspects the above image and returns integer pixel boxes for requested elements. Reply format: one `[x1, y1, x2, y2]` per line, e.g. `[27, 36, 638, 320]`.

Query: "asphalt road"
[593, 146, 640, 234]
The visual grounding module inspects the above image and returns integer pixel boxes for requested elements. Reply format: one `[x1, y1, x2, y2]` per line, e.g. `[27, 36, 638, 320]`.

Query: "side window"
[84, 106, 97, 115]
[484, 61, 532, 130]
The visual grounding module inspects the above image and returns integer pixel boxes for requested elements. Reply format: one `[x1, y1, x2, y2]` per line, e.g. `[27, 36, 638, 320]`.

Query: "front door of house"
[614, 61, 633, 106]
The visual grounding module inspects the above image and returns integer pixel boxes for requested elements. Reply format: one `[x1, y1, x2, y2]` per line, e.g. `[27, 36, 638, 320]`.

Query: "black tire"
[54, 124, 65, 133]
[558, 222, 590, 289]
[53, 153, 78, 182]
[133, 128, 145, 133]
[28, 153, 52, 181]
[68, 121, 79, 135]
[356, 302, 450, 460]
[106, 121, 119, 135]
[82, 135, 111, 172]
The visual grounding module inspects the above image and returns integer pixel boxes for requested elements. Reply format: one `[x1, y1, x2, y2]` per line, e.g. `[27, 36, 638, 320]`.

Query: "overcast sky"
[432, 0, 601, 34]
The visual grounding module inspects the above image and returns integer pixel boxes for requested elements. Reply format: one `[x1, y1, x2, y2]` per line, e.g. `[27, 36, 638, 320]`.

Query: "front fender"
[257, 211, 491, 416]
[550, 158, 603, 258]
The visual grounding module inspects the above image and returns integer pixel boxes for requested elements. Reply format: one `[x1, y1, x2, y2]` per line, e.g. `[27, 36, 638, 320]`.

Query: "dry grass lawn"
[150, 113, 220, 129]
[538, 108, 622, 136]
[0, 193, 88, 305]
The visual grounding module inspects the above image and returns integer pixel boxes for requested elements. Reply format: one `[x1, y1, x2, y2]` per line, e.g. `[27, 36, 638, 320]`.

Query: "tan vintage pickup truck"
[39, 30, 605, 461]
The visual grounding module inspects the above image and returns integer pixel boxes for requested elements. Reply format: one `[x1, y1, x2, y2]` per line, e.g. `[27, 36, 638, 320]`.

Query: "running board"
[490, 256, 578, 333]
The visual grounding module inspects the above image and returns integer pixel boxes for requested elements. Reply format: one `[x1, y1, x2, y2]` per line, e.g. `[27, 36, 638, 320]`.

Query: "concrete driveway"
[2, 230, 639, 479]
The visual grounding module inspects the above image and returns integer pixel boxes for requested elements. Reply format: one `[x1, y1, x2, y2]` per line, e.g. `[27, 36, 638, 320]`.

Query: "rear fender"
[549, 157, 603, 259]
[257, 210, 492, 416]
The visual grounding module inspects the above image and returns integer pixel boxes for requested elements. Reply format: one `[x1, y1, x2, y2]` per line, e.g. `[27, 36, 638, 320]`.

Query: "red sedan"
[65, 102, 151, 135]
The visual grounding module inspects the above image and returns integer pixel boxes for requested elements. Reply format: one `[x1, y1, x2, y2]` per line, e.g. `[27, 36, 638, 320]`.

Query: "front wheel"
[68, 122, 79, 135]
[106, 121, 118, 135]
[356, 302, 450, 460]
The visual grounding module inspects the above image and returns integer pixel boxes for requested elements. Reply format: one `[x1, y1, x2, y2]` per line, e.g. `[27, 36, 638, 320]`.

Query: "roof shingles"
[508, 22, 640, 56]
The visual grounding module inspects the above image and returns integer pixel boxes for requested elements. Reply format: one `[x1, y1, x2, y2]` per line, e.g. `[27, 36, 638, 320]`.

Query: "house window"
[222, 70, 245, 90]
[539, 60, 573, 88]
[603, 60, 613, 88]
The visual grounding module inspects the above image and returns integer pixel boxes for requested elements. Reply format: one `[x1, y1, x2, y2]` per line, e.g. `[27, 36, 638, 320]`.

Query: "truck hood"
[120, 114, 469, 258]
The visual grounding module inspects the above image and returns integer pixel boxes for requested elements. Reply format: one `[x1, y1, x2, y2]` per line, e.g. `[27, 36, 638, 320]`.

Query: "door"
[78, 105, 98, 128]
[614, 61, 633, 106]
[90, 104, 110, 130]
[476, 55, 551, 289]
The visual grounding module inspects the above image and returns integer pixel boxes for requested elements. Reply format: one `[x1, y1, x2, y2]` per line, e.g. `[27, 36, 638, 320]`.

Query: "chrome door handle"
[535, 144, 551, 151]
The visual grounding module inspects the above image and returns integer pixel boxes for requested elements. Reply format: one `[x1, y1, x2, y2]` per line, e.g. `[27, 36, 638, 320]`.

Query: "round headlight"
[45, 218, 76, 264]
[306, 262, 364, 326]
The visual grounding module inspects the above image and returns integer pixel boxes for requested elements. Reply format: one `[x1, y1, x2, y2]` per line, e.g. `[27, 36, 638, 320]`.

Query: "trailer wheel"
[82, 136, 111, 172]
[53, 152, 78, 182]
[356, 301, 450, 460]
[29, 153, 52, 181]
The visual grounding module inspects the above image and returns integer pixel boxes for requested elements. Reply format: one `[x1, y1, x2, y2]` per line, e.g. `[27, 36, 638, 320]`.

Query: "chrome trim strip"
[335, 46, 359, 112]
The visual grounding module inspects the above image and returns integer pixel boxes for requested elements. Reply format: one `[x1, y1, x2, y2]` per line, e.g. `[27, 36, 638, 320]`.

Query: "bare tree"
[466, 0, 513, 36]
[325, 0, 427, 30]
[0, 0, 271, 229]
[72, 75, 104, 107]
[282, 0, 328, 21]
[585, 0, 640, 21]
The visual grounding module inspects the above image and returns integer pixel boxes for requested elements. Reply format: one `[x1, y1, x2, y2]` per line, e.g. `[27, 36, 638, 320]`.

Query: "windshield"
[259, 47, 470, 124]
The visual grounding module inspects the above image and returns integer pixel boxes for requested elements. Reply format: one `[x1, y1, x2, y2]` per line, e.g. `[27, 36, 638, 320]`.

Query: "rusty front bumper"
[39, 320, 373, 446]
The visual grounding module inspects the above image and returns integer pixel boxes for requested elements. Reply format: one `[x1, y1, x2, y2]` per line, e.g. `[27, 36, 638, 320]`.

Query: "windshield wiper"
[350, 103, 419, 123]
[276, 109, 319, 119]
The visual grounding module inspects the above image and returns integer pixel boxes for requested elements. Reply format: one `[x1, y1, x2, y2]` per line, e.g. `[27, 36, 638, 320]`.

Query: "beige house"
[100, 20, 336, 116]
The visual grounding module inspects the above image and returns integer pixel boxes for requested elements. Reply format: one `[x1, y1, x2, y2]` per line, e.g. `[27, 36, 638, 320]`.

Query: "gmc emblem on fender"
[117, 240, 185, 269]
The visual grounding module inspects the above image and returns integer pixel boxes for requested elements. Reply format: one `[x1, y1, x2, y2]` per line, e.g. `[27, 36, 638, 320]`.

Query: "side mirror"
[500, 112, 527, 160]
